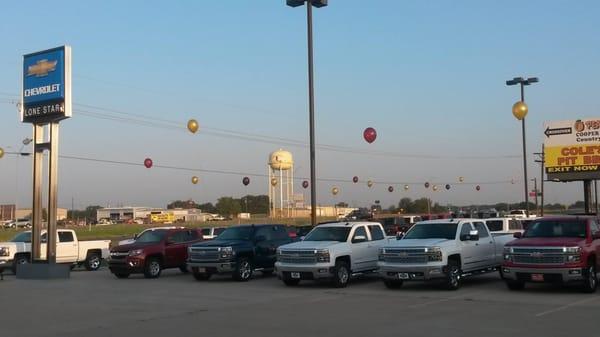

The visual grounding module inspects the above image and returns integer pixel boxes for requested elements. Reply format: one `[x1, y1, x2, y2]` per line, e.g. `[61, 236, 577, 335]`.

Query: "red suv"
[109, 227, 203, 279]
[502, 216, 600, 292]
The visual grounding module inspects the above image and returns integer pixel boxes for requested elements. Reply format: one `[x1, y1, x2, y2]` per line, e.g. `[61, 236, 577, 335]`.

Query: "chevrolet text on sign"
[544, 118, 600, 181]
[21, 46, 71, 124]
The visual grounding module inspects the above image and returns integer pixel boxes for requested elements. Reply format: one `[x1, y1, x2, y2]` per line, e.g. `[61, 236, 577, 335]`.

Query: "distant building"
[0, 204, 16, 221]
[96, 206, 211, 223]
[14, 208, 68, 221]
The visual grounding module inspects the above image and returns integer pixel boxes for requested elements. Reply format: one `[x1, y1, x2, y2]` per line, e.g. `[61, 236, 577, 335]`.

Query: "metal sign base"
[17, 123, 69, 279]
[16, 262, 70, 280]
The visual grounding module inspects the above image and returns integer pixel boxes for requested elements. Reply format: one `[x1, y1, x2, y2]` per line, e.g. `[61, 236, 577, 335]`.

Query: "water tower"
[268, 149, 294, 218]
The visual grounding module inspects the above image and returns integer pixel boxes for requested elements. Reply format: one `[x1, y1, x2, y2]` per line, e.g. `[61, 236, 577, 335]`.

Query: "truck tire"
[444, 261, 461, 290]
[505, 280, 525, 290]
[11, 254, 29, 274]
[332, 260, 350, 288]
[383, 279, 403, 289]
[233, 257, 253, 282]
[143, 257, 162, 279]
[192, 267, 212, 281]
[84, 253, 102, 271]
[114, 272, 130, 279]
[581, 263, 597, 293]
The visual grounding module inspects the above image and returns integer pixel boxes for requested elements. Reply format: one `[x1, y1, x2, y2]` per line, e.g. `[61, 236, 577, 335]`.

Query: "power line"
[1, 151, 517, 186]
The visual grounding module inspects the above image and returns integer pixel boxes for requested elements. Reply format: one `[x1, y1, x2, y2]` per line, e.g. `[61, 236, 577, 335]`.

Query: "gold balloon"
[332, 187, 339, 195]
[191, 176, 199, 184]
[367, 180, 373, 188]
[432, 185, 439, 191]
[459, 176, 464, 183]
[271, 178, 278, 186]
[512, 101, 528, 120]
[0, 147, 4, 159]
[187, 119, 199, 133]
[404, 184, 409, 191]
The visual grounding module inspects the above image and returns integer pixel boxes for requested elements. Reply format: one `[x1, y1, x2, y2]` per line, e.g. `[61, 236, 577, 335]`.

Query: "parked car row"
[2, 216, 598, 295]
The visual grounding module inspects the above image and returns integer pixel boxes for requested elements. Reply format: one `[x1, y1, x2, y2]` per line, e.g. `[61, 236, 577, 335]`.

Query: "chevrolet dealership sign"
[21, 46, 71, 124]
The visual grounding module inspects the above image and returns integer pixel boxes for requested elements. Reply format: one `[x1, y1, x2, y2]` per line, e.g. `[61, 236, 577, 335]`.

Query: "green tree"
[397, 198, 413, 213]
[216, 197, 242, 216]
[197, 202, 217, 214]
[167, 199, 198, 209]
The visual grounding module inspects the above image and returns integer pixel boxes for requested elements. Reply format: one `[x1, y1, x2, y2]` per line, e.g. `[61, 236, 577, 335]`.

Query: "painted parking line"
[407, 292, 482, 308]
[535, 297, 599, 317]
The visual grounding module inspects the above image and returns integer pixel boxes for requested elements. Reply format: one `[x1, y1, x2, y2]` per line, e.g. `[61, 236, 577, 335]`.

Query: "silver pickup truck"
[378, 218, 514, 290]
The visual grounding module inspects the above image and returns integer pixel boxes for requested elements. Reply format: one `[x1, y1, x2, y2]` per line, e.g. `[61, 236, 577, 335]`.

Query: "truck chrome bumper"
[274, 261, 334, 280]
[187, 261, 235, 273]
[501, 266, 585, 282]
[378, 263, 446, 281]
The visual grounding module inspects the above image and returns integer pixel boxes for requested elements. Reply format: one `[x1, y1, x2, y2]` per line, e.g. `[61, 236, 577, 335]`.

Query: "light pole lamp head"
[512, 101, 528, 120]
[287, 0, 328, 7]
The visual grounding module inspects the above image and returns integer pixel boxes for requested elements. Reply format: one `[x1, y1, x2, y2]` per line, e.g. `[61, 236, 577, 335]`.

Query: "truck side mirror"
[352, 235, 367, 243]
[513, 232, 523, 239]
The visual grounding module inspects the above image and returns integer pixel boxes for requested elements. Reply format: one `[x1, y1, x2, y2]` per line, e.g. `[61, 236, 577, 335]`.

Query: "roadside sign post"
[544, 118, 600, 214]
[18, 46, 71, 279]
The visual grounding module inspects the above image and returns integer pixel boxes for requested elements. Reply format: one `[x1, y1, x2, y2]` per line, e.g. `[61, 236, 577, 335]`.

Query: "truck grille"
[512, 247, 566, 265]
[278, 250, 317, 264]
[109, 252, 128, 260]
[382, 248, 428, 264]
[189, 247, 220, 262]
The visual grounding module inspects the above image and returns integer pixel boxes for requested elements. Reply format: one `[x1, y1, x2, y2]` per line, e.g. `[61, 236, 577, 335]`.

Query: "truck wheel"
[581, 263, 597, 293]
[192, 267, 212, 281]
[383, 279, 403, 289]
[444, 261, 461, 290]
[114, 272, 130, 279]
[506, 280, 525, 290]
[11, 254, 29, 274]
[332, 260, 350, 288]
[144, 257, 162, 279]
[233, 258, 253, 282]
[84, 253, 102, 271]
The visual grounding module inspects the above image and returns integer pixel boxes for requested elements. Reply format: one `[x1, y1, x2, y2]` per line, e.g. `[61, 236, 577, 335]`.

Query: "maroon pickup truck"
[109, 227, 203, 279]
[502, 216, 600, 292]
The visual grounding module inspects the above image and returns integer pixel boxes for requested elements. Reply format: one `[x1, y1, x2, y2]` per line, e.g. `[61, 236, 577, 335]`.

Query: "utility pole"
[534, 146, 545, 217]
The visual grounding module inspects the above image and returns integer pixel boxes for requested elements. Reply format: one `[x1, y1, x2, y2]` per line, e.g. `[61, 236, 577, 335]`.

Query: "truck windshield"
[11, 232, 32, 242]
[217, 227, 254, 241]
[523, 220, 587, 238]
[403, 223, 458, 240]
[136, 230, 167, 243]
[304, 227, 351, 242]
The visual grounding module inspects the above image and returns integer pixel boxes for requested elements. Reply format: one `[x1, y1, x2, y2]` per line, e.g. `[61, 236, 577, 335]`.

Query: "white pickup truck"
[378, 218, 514, 290]
[275, 221, 390, 288]
[0, 229, 110, 274]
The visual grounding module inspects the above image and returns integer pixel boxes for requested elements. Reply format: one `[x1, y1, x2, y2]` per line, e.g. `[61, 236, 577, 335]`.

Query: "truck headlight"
[128, 249, 144, 257]
[219, 246, 235, 259]
[426, 247, 442, 262]
[0, 247, 9, 257]
[564, 247, 582, 262]
[566, 255, 581, 262]
[316, 249, 330, 263]
[503, 247, 513, 261]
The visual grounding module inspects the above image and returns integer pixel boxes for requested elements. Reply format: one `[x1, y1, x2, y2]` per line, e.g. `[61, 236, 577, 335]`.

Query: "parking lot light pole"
[287, 0, 327, 226]
[506, 76, 538, 217]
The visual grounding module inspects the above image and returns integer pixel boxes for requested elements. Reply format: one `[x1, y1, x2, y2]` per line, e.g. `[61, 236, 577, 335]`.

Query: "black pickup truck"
[186, 224, 292, 281]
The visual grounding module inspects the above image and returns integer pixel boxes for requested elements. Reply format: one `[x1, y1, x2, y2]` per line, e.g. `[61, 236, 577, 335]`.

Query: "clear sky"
[0, 0, 598, 210]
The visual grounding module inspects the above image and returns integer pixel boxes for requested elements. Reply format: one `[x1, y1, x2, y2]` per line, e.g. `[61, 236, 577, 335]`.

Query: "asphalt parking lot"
[1, 268, 599, 337]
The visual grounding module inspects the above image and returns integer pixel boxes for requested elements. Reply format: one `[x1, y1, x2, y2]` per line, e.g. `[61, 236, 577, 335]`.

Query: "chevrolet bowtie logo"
[27, 59, 57, 77]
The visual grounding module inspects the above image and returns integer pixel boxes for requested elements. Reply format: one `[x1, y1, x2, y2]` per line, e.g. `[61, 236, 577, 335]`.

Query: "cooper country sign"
[21, 46, 71, 124]
[544, 119, 600, 181]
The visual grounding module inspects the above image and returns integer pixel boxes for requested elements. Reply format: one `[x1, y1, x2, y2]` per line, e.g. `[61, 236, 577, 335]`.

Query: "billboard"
[21, 46, 71, 124]
[544, 118, 600, 181]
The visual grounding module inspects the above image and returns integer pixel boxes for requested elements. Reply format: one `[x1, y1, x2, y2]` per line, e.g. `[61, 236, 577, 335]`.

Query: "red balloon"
[388, 186, 394, 193]
[242, 177, 250, 186]
[352, 176, 359, 183]
[476, 185, 481, 191]
[363, 127, 377, 144]
[143, 158, 153, 168]
[302, 180, 309, 189]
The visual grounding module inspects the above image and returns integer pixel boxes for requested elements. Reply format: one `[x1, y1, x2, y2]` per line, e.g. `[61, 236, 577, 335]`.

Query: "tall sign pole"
[19, 45, 72, 279]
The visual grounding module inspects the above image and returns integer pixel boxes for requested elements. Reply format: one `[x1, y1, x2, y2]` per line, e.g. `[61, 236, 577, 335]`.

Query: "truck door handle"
[475, 243, 479, 246]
